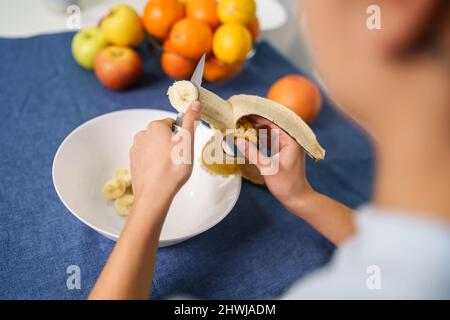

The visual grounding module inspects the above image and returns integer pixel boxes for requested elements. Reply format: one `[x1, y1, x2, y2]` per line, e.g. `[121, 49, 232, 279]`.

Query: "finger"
[181, 101, 202, 138]
[147, 118, 176, 130]
[247, 115, 280, 130]
[133, 130, 146, 144]
[235, 138, 271, 170]
[129, 146, 134, 160]
[147, 118, 176, 141]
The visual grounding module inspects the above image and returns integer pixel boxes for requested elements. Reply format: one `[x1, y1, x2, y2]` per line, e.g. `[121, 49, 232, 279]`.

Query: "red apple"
[94, 46, 143, 91]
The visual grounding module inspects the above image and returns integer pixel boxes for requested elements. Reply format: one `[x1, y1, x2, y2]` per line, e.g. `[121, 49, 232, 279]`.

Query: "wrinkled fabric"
[0, 32, 373, 299]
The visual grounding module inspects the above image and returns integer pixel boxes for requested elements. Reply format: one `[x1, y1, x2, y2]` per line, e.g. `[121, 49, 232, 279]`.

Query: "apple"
[100, 5, 144, 47]
[71, 28, 108, 70]
[94, 46, 143, 91]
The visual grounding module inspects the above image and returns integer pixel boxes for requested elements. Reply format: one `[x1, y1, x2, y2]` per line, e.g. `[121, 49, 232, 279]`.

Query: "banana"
[167, 80, 199, 113]
[201, 134, 241, 176]
[168, 80, 234, 129]
[167, 81, 325, 183]
[114, 194, 134, 217]
[102, 178, 127, 200]
[115, 166, 132, 187]
[200, 131, 266, 184]
[230, 95, 325, 160]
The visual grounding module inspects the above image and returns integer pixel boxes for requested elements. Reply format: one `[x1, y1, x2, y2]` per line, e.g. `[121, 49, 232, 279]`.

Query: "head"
[298, 0, 449, 142]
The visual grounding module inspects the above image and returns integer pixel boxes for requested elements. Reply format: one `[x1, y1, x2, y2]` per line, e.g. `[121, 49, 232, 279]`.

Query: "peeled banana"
[167, 81, 325, 184]
[102, 165, 134, 216]
[102, 178, 127, 200]
[115, 194, 134, 217]
[115, 166, 132, 187]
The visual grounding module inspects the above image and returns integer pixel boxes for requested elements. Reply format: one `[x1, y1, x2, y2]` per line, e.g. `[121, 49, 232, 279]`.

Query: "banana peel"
[167, 81, 325, 184]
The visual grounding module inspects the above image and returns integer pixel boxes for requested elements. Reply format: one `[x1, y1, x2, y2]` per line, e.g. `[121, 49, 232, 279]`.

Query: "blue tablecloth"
[0, 32, 373, 299]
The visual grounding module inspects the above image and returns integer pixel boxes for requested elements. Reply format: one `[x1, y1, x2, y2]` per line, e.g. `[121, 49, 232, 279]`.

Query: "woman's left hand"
[130, 101, 202, 211]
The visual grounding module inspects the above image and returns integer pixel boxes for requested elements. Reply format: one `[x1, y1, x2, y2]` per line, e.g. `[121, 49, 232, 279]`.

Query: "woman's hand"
[90, 102, 203, 300]
[130, 101, 202, 211]
[236, 116, 314, 211]
[237, 116, 355, 245]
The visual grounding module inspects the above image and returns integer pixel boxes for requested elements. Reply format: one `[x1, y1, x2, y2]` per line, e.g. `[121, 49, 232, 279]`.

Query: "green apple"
[72, 28, 108, 70]
[100, 5, 144, 47]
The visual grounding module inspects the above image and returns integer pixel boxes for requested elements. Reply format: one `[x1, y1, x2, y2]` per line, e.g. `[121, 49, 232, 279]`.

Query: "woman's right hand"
[236, 116, 314, 211]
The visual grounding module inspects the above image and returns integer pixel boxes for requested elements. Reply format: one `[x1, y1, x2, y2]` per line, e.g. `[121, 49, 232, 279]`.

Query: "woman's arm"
[88, 196, 172, 300]
[89, 102, 202, 300]
[287, 189, 355, 245]
[237, 116, 355, 246]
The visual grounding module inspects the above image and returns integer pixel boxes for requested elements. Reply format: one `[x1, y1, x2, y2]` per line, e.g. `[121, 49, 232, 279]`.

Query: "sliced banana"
[115, 166, 132, 187]
[102, 178, 127, 200]
[114, 194, 134, 217]
[167, 80, 199, 113]
[168, 80, 326, 183]
[168, 81, 234, 129]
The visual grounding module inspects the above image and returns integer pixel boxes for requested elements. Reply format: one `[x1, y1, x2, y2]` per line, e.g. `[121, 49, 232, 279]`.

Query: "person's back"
[284, 207, 450, 299]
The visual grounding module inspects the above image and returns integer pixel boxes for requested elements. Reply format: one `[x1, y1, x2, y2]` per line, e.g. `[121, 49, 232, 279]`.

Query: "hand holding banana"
[167, 80, 325, 184]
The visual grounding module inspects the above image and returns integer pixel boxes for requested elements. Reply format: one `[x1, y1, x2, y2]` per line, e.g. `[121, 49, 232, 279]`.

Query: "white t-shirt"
[282, 206, 450, 299]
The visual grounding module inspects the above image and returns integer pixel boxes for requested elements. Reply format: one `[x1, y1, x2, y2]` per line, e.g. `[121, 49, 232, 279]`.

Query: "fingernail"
[191, 101, 201, 112]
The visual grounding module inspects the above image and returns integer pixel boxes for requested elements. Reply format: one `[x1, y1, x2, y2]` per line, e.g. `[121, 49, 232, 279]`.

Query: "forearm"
[89, 196, 171, 300]
[289, 189, 355, 246]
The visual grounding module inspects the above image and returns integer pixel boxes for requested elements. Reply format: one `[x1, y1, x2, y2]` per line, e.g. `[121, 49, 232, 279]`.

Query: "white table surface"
[0, 0, 287, 38]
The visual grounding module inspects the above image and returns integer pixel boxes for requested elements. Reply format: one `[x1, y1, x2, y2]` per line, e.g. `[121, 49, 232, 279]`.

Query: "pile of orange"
[142, 0, 260, 82]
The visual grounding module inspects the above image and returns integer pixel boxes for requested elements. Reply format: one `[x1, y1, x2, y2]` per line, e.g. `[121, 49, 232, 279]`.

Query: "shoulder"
[282, 206, 450, 299]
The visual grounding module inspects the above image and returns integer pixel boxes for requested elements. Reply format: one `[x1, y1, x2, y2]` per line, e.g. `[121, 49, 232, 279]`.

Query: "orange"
[161, 53, 196, 80]
[267, 75, 322, 123]
[217, 0, 256, 25]
[204, 56, 243, 82]
[213, 23, 252, 64]
[142, 0, 184, 40]
[186, 0, 220, 30]
[162, 40, 196, 80]
[169, 18, 213, 59]
[247, 17, 260, 42]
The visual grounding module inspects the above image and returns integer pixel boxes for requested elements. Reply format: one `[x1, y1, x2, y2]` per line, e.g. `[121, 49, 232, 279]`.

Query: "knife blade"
[173, 54, 206, 132]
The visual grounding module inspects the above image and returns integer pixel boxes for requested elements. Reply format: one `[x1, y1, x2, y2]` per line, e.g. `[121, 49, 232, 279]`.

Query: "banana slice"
[167, 80, 199, 113]
[114, 194, 134, 217]
[167, 80, 325, 183]
[168, 80, 234, 129]
[102, 178, 127, 200]
[115, 166, 132, 187]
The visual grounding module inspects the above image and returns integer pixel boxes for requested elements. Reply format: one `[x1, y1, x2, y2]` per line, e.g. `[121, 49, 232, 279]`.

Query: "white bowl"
[52, 109, 241, 247]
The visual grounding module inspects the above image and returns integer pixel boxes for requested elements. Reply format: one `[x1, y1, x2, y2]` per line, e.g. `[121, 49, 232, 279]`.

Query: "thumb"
[236, 138, 271, 170]
[181, 101, 202, 138]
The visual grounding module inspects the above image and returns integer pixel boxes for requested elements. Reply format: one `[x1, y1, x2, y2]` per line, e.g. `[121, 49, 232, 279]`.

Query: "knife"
[172, 53, 206, 133]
